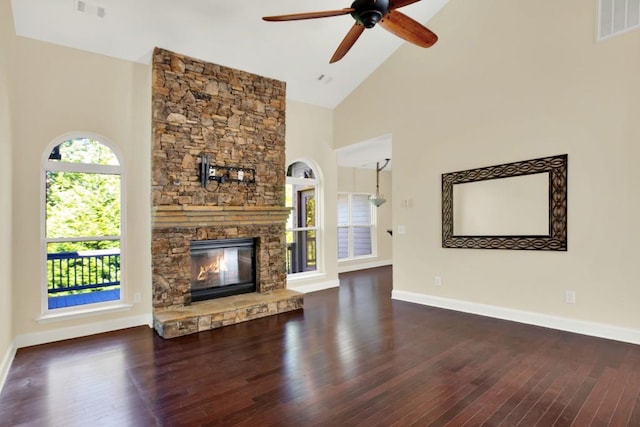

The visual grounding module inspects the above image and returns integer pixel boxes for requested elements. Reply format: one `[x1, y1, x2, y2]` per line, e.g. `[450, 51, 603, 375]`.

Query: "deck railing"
[47, 249, 120, 294]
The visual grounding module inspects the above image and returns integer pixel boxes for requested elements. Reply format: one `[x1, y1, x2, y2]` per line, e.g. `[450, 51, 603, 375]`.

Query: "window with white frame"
[337, 193, 375, 260]
[597, 0, 640, 40]
[44, 137, 123, 311]
[285, 161, 320, 275]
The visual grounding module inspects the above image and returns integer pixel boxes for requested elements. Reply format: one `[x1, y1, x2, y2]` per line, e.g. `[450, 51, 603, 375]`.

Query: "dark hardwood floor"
[1, 266, 640, 426]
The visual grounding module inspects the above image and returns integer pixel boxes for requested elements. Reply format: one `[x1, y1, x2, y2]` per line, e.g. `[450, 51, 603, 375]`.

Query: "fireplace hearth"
[190, 238, 256, 302]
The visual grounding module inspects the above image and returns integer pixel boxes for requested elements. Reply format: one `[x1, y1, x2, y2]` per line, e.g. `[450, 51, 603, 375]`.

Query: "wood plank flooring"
[1, 266, 640, 426]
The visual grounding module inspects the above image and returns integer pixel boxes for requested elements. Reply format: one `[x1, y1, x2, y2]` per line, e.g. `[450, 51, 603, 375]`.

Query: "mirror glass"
[453, 172, 549, 236]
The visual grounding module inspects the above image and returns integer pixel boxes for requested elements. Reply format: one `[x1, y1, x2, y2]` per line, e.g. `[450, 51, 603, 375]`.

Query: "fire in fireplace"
[189, 238, 256, 302]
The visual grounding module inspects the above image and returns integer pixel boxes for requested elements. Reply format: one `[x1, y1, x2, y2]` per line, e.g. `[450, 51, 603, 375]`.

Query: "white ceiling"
[335, 134, 392, 170]
[10, 0, 448, 109]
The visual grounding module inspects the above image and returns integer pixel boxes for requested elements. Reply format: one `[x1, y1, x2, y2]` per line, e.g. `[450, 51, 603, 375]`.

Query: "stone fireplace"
[151, 48, 302, 339]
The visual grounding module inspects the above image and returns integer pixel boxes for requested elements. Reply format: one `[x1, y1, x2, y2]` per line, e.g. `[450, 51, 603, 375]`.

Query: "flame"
[197, 255, 227, 281]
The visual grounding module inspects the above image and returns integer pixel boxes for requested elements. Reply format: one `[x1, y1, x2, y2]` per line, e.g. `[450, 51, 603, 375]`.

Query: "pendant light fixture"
[369, 158, 390, 207]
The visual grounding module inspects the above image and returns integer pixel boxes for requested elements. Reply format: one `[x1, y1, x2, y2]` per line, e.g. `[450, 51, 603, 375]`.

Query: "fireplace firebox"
[189, 238, 256, 302]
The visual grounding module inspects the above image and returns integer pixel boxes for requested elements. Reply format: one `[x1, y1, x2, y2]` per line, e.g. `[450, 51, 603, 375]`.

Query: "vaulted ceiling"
[11, 0, 448, 108]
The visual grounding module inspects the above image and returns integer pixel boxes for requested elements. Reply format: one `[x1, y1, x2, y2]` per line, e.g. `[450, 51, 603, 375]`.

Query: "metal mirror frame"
[442, 154, 568, 251]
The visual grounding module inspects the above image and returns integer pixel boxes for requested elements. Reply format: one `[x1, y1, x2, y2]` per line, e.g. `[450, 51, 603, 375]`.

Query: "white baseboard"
[338, 259, 392, 274]
[0, 341, 17, 395]
[14, 313, 153, 349]
[289, 279, 340, 294]
[392, 290, 640, 346]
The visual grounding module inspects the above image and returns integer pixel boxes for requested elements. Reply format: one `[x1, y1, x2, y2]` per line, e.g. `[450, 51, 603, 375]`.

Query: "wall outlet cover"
[565, 290, 576, 304]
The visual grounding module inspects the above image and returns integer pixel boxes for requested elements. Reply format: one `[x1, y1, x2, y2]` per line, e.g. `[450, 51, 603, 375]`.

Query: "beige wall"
[335, 0, 640, 329]
[9, 34, 153, 337]
[337, 167, 392, 270]
[0, 0, 14, 368]
[285, 100, 339, 288]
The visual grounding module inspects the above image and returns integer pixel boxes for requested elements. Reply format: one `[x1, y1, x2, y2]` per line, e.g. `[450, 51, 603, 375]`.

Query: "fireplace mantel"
[152, 205, 292, 229]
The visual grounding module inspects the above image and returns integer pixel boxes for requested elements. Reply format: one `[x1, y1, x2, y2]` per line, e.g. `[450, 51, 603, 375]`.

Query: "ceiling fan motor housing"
[351, 0, 390, 28]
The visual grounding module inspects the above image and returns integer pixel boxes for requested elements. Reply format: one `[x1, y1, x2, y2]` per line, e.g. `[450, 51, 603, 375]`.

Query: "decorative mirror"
[442, 154, 567, 251]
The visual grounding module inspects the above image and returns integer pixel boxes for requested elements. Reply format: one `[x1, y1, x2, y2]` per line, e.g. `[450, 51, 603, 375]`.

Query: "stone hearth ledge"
[153, 289, 303, 339]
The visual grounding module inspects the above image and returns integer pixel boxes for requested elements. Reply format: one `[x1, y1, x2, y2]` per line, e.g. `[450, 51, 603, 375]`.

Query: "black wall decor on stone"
[199, 154, 256, 187]
[442, 154, 568, 251]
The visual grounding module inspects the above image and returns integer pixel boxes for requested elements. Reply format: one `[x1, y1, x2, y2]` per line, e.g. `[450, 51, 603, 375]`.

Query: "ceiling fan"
[263, 0, 438, 63]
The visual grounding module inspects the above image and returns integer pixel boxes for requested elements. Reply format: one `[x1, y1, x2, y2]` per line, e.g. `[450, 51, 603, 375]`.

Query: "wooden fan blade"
[263, 8, 354, 22]
[330, 23, 365, 63]
[389, 0, 421, 10]
[379, 10, 437, 47]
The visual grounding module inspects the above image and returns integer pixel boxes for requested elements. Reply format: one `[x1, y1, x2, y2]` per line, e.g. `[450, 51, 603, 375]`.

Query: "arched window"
[43, 136, 123, 311]
[286, 161, 320, 275]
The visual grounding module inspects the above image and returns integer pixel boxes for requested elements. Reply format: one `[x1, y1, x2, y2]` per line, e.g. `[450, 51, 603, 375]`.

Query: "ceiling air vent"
[75, 0, 86, 13]
[316, 74, 333, 85]
[74, 0, 106, 18]
[597, 0, 640, 40]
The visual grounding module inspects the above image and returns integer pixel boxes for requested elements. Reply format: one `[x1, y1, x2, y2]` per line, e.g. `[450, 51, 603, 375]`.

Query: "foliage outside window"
[338, 193, 375, 260]
[44, 138, 122, 310]
[286, 162, 319, 275]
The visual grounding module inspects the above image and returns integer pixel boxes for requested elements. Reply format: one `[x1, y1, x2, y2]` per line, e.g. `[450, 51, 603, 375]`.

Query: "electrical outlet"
[134, 292, 141, 303]
[564, 290, 576, 304]
[434, 276, 442, 287]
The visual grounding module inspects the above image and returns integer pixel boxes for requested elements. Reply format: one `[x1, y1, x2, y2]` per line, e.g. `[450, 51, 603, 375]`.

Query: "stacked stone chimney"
[151, 48, 295, 323]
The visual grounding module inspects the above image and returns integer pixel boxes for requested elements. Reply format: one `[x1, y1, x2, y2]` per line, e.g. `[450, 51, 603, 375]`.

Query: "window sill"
[338, 254, 377, 263]
[287, 271, 327, 283]
[36, 302, 134, 324]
